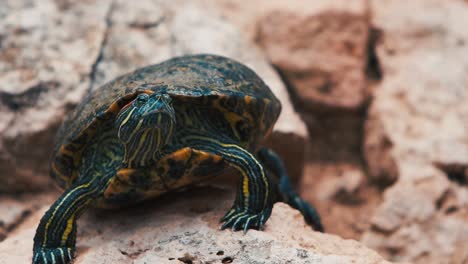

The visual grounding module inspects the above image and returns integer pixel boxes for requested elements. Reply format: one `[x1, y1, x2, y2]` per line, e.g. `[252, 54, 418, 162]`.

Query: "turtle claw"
[32, 247, 74, 264]
[220, 208, 236, 223]
[220, 206, 272, 232]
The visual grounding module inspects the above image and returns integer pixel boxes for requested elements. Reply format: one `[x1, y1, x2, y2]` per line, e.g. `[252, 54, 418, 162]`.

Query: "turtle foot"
[288, 195, 324, 232]
[220, 206, 273, 233]
[32, 247, 74, 264]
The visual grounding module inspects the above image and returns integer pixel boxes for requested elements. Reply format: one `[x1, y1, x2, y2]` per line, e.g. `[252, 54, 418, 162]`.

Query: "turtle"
[32, 54, 323, 264]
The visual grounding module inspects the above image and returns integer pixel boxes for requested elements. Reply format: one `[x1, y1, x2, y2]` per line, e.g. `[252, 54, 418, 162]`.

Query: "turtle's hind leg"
[32, 177, 108, 264]
[258, 147, 324, 232]
[185, 135, 273, 232]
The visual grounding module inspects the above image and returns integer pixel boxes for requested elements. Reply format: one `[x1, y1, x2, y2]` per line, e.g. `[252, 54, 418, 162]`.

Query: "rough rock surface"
[234, 0, 382, 243]
[0, 187, 393, 264]
[2, 1, 467, 264]
[0, 0, 308, 191]
[0, 0, 112, 191]
[257, 0, 371, 111]
[0, 198, 31, 240]
[0, 193, 56, 241]
[244, 2, 380, 226]
[362, 0, 468, 263]
[300, 162, 383, 240]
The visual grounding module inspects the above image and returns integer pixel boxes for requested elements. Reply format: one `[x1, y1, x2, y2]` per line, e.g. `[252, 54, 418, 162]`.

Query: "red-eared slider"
[33, 54, 323, 264]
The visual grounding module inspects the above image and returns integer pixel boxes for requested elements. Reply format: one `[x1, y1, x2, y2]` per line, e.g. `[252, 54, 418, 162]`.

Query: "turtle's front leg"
[32, 180, 105, 264]
[186, 136, 273, 232]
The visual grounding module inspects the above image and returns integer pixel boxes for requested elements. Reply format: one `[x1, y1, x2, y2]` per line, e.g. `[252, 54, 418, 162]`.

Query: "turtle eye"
[135, 93, 149, 105]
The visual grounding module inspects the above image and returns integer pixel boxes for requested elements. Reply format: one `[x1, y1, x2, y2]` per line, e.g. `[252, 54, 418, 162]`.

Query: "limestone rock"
[363, 108, 398, 186]
[316, 166, 364, 202]
[0, 198, 31, 240]
[254, 0, 373, 193]
[0, 198, 31, 234]
[257, 0, 371, 111]
[300, 162, 383, 240]
[0, 0, 112, 191]
[0, 192, 56, 242]
[362, 0, 468, 262]
[0, 187, 393, 264]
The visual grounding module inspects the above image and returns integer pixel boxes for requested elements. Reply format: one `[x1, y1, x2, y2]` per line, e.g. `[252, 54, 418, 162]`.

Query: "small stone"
[316, 166, 364, 202]
[340, 169, 365, 194]
[370, 183, 436, 233]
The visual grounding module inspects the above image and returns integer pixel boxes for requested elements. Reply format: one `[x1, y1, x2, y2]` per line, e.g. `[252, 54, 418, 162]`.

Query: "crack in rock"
[87, 0, 115, 95]
[129, 16, 166, 29]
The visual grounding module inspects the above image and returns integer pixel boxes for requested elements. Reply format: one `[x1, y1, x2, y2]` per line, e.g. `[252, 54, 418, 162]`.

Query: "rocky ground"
[1, 0, 467, 263]
[0, 187, 393, 264]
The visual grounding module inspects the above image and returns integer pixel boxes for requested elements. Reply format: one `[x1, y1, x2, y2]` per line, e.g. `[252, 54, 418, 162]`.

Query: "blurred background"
[0, 0, 467, 263]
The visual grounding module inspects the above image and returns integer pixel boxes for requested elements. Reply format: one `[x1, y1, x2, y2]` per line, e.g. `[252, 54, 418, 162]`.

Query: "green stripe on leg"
[185, 135, 273, 231]
[32, 181, 104, 264]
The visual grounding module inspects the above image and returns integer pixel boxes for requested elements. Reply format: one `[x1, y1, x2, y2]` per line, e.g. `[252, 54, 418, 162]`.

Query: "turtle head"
[115, 93, 175, 167]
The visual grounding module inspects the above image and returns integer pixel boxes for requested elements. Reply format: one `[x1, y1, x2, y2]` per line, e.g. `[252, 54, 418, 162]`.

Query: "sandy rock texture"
[0, 0, 308, 191]
[361, 0, 468, 263]
[0, 193, 55, 241]
[0, 197, 31, 240]
[2, 0, 468, 264]
[0, 187, 392, 264]
[219, 0, 381, 242]
[254, 0, 375, 202]
[257, 0, 371, 111]
[0, 0, 112, 191]
[214, 1, 468, 263]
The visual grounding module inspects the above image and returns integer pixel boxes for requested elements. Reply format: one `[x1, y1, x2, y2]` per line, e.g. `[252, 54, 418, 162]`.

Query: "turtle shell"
[51, 54, 281, 188]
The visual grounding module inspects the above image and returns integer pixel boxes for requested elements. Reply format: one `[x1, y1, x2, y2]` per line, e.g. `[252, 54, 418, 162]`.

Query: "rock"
[300, 109, 374, 241]
[363, 108, 399, 186]
[301, 162, 383, 240]
[257, 0, 371, 111]
[303, 109, 365, 162]
[0, 0, 308, 191]
[252, 0, 374, 193]
[0, 198, 32, 237]
[0, 187, 393, 264]
[0, 0, 113, 191]
[316, 166, 364, 202]
[363, 216, 468, 264]
[369, 180, 439, 233]
[0, 192, 57, 242]
[362, 0, 468, 262]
